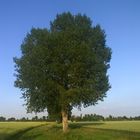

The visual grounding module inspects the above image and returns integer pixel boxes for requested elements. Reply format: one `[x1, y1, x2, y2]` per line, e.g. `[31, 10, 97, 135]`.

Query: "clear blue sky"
[0, 0, 140, 118]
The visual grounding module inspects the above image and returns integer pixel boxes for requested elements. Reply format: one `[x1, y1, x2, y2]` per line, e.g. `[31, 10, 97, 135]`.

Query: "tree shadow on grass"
[0, 133, 10, 140]
[69, 122, 104, 129]
[69, 122, 140, 140]
[94, 127, 140, 140]
[5, 124, 47, 140]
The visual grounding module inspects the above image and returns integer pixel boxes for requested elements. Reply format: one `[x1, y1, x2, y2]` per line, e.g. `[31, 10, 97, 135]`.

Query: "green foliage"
[0, 116, 6, 121]
[14, 12, 111, 115]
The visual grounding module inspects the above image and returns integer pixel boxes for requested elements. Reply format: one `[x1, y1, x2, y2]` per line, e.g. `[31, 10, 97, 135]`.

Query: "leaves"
[14, 12, 111, 115]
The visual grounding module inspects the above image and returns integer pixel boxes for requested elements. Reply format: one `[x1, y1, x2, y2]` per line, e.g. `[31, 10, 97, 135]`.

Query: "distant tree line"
[71, 114, 140, 121]
[105, 115, 140, 121]
[0, 116, 48, 122]
[71, 114, 104, 122]
[0, 114, 140, 122]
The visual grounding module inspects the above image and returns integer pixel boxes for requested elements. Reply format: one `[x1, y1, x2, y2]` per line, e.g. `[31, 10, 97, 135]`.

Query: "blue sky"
[0, 0, 140, 118]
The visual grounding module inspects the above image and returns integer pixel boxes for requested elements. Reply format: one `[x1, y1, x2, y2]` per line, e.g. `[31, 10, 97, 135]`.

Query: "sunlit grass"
[0, 121, 140, 140]
[81, 121, 140, 132]
[0, 122, 46, 140]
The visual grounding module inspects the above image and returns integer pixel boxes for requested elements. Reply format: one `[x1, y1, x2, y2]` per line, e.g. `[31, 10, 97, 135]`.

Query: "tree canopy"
[14, 12, 111, 132]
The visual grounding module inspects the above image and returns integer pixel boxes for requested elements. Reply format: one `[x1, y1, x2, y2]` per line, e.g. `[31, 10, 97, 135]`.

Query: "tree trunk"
[62, 110, 68, 132]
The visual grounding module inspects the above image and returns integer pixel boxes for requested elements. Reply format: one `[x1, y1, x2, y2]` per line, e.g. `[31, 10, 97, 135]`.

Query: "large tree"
[14, 12, 111, 132]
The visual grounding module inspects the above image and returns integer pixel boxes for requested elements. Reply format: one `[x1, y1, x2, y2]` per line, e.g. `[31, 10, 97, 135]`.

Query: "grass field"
[0, 121, 140, 140]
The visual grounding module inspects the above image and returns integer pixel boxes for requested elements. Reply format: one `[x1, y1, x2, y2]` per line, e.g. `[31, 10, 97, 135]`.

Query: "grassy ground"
[0, 121, 140, 140]
[0, 122, 46, 140]
[75, 121, 140, 132]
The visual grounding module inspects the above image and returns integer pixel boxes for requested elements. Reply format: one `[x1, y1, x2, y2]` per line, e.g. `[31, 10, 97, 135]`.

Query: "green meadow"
[0, 121, 140, 140]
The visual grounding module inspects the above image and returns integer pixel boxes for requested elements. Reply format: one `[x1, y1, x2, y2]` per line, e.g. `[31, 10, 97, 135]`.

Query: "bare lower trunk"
[62, 110, 68, 132]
